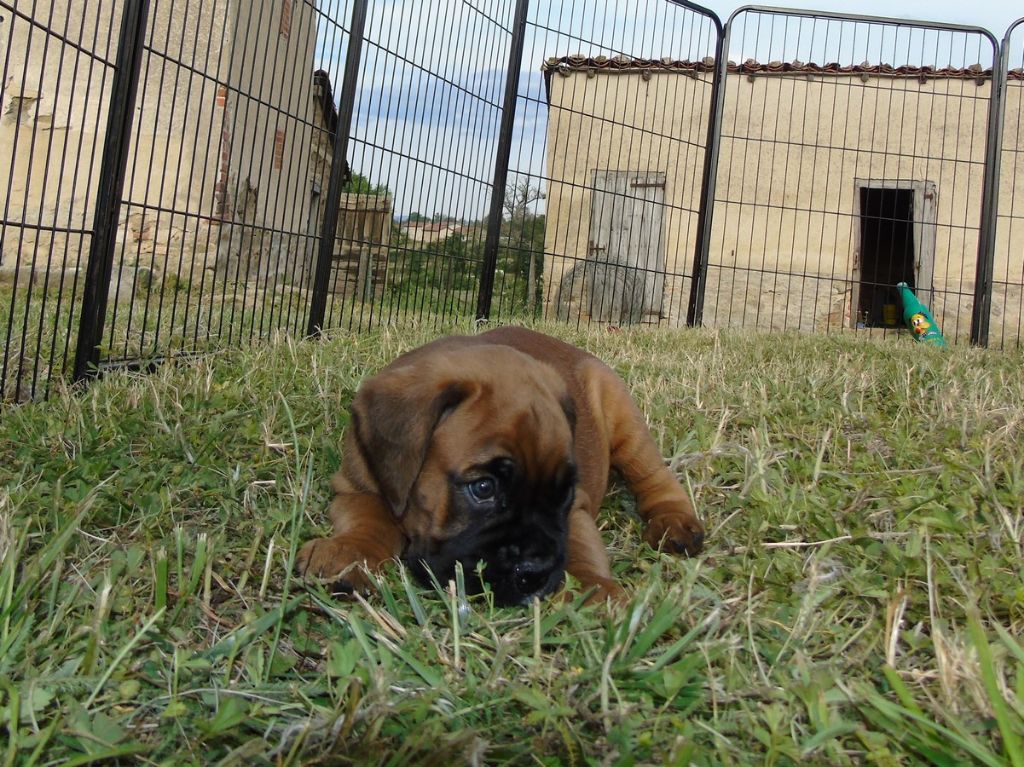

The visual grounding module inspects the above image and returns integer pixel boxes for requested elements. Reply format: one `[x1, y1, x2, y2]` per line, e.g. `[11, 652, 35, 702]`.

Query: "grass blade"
[967, 610, 1024, 767]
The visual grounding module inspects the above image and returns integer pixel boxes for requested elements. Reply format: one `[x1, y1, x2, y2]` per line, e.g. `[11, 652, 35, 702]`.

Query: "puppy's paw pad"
[643, 514, 705, 556]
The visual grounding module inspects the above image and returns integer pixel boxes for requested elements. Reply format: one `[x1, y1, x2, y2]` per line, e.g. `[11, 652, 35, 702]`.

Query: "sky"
[700, 1, 1015, 39]
[317, 0, 1021, 220]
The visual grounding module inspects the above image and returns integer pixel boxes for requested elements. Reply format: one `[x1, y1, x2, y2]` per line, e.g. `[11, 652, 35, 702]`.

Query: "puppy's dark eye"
[467, 477, 496, 503]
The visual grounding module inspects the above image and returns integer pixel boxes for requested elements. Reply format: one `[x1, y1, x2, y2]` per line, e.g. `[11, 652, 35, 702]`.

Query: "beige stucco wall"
[543, 68, 711, 323]
[544, 67, 1024, 342]
[0, 2, 129, 275]
[213, 0, 324, 284]
[993, 77, 1024, 346]
[0, 0, 325, 288]
[119, 0, 231, 282]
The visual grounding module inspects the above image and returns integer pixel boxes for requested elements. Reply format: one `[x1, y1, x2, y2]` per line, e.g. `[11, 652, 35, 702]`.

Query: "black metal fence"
[2, 1, 1022, 402]
[499, 0, 722, 327]
[995, 19, 1024, 350]
[2, 2, 125, 402]
[703, 9, 1000, 343]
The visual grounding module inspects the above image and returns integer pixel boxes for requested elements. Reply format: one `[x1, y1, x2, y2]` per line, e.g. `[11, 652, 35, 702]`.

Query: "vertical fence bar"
[72, 0, 151, 381]
[971, 32, 1009, 346]
[306, 0, 368, 338]
[686, 13, 727, 328]
[475, 0, 530, 322]
[992, 19, 1024, 349]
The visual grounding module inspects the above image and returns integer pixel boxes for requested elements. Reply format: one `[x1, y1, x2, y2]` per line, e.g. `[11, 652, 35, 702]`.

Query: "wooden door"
[912, 181, 937, 308]
[588, 170, 666, 322]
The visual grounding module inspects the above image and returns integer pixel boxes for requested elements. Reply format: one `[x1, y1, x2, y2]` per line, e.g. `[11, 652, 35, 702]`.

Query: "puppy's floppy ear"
[350, 364, 472, 517]
[560, 394, 577, 434]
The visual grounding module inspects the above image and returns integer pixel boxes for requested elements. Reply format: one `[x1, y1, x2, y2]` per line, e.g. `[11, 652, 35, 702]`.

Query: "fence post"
[306, 0, 368, 337]
[476, 0, 530, 322]
[686, 14, 727, 328]
[971, 33, 1009, 347]
[73, 0, 150, 382]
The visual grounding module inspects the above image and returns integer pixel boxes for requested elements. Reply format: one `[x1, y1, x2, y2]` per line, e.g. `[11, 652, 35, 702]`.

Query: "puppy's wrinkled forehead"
[433, 347, 574, 468]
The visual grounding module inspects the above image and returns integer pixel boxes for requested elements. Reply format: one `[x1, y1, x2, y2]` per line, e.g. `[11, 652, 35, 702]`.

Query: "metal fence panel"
[322, 0, 518, 331]
[703, 7, 999, 344]
[4, 2, 1024, 405]
[73, 0, 150, 382]
[497, 0, 723, 327]
[90, 0, 355, 369]
[1, 1, 125, 401]
[993, 18, 1024, 350]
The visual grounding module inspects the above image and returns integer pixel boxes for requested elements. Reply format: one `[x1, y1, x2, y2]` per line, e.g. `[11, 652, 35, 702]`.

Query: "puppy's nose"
[513, 557, 555, 596]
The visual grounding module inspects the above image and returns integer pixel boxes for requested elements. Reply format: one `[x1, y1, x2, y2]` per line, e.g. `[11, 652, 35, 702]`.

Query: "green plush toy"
[896, 282, 947, 348]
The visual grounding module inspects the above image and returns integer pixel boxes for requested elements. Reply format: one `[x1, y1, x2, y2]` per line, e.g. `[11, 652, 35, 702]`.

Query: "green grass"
[1, 321, 1023, 765]
[1, 261, 529, 403]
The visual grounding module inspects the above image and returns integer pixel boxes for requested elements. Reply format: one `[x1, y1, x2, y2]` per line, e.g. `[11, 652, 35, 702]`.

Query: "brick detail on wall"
[280, 0, 292, 39]
[214, 88, 232, 222]
[273, 129, 286, 170]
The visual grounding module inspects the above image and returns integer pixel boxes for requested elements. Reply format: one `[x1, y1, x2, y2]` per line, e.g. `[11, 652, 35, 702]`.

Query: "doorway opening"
[857, 186, 916, 328]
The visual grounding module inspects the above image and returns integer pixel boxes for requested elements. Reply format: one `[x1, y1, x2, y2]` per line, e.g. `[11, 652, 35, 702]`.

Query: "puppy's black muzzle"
[486, 531, 567, 605]
[513, 556, 556, 596]
[406, 473, 575, 606]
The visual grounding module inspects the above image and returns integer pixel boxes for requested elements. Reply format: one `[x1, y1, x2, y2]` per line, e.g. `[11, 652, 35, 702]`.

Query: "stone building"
[400, 221, 466, 246]
[0, 0, 331, 290]
[541, 55, 1024, 340]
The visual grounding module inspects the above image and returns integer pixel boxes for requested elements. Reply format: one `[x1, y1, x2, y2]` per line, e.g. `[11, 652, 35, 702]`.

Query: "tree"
[342, 172, 389, 196]
[501, 180, 545, 312]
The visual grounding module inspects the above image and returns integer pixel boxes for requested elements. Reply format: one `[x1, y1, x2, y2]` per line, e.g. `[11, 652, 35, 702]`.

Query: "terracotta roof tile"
[541, 55, 1011, 81]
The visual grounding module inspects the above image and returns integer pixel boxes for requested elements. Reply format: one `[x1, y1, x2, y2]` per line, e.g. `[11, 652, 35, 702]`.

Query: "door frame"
[851, 178, 937, 328]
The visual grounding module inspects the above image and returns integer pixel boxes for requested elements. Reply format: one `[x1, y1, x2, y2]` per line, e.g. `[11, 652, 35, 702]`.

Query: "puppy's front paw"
[584, 577, 627, 606]
[295, 536, 377, 596]
[562, 574, 627, 607]
[643, 508, 705, 556]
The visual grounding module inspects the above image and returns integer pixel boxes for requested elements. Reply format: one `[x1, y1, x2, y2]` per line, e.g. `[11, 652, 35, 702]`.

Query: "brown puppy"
[297, 327, 704, 605]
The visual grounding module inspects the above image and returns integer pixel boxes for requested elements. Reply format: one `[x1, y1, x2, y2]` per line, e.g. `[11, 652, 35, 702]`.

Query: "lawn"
[1, 258, 527, 403]
[1, 322, 1023, 765]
